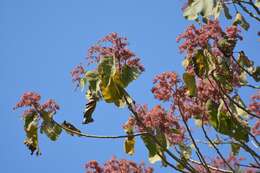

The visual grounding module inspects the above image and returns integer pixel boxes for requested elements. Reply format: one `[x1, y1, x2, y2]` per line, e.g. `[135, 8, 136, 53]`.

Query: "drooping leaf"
[206, 99, 219, 129]
[83, 96, 97, 124]
[213, 72, 233, 92]
[85, 70, 101, 96]
[62, 121, 82, 136]
[40, 119, 62, 141]
[233, 95, 248, 118]
[252, 66, 260, 82]
[155, 128, 167, 152]
[207, 99, 250, 142]
[23, 115, 40, 155]
[231, 142, 240, 156]
[192, 49, 209, 77]
[124, 138, 135, 155]
[114, 65, 141, 88]
[40, 111, 62, 141]
[98, 56, 116, 87]
[141, 134, 159, 163]
[223, 3, 232, 19]
[183, 72, 197, 97]
[238, 51, 253, 68]
[213, 1, 222, 19]
[100, 78, 131, 107]
[233, 13, 250, 31]
[183, 0, 216, 20]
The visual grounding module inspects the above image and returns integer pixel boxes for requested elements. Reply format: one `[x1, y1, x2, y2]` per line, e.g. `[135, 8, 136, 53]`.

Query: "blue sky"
[1, 0, 259, 173]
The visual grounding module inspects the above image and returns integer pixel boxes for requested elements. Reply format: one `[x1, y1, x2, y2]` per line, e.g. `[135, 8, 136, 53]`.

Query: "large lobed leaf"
[206, 99, 250, 142]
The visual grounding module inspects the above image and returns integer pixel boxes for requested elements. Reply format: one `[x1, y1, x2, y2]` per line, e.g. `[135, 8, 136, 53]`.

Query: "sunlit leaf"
[192, 49, 209, 77]
[40, 111, 62, 141]
[141, 134, 159, 163]
[183, 0, 216, 20]
[114, 65, 141, 88]
[183, 73, 196, 97]
[98, 56, 116, 87]
[23, 115, 40, 155]
[213, 1, 222, 19]
[124, 138, 135, 155]
[233, 13, 250, 31]
[252, 66, 260, 82]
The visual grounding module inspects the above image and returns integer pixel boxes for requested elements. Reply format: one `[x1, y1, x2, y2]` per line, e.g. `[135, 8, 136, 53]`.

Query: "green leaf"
[23, 115, 40, 155]
[98, 56, 116, 87]
[231, 142, 240, 156]
[179, 143, 192, 160]
[85, 70, 101, 96]
[192, 49, 209, 77]
[252, 66, 260, 82]
[114, 65, 141, 88]
[155, 128, 167, 151]
[40, 112, 62, 141]
[207, 99, 250, 142]
[183, 0, 215, 20]
[213, 72, 233, 92]
[40, 119, 62, 141]
[223, 3, 232, 19]
[206, 99, 219, 129]
[233, 13, 250, 31]
[141, 134, 159, 163]
[233, 95, 248, 118]
[183, 73, 197, 97]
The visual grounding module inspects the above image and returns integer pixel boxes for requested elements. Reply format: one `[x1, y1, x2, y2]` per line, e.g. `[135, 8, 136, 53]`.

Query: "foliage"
[14, 0, 260, 173]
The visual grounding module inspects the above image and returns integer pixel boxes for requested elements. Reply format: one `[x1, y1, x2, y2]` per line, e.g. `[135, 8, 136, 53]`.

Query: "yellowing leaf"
[114, 65, 141, 88]
[98, 56, 116, 87]
[183, 73, 196, 97]
[23, 115, 40, 155]
[233, 13, 250, 31]
[124, 138, 135, 155]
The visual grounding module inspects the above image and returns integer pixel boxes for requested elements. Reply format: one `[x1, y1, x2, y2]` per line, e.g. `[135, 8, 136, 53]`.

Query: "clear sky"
[1, 0, 259, 173]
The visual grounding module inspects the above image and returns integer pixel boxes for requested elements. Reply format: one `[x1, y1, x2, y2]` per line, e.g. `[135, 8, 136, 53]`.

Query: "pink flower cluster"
[85, 156, 153, 173]
[248, 91, 260, 116]
[14, 92, 60, 116]
[176, 20, 241, 58]
[14, 92, 41, 108]
[124, 105, 185, 145]
[87, 32, 144, 72]
[71, 64, 85, 86]
[151, 72, 179, 101]
[194, 155, 258, 173]
[41, 99, 60, 114]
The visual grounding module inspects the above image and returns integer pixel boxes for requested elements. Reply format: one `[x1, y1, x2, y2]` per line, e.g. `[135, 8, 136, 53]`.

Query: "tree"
[14, 0, 260, 172]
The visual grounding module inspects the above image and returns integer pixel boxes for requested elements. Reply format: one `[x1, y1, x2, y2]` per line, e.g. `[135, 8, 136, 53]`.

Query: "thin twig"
[202, 123, 236, 172]
[177, 101, 211, 173]
[123, 95, 199, 173]
[236, 1, 260, 21]
[190, 159, 233, 173]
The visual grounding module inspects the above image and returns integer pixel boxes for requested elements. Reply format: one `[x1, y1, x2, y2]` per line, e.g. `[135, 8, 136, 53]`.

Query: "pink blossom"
[85, 156, 153, 173]
[87, 32, 144, 72]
